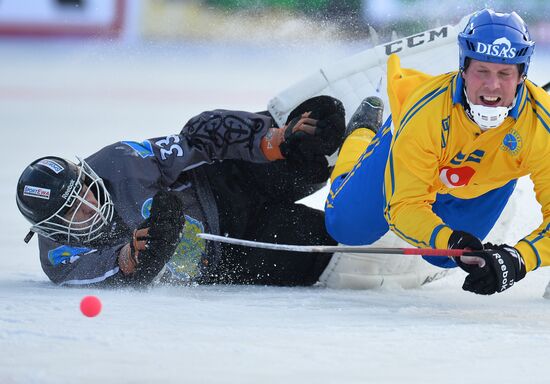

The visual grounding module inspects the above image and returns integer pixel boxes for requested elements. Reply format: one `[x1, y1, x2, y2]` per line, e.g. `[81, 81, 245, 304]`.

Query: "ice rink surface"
[2, 39, 550, 383]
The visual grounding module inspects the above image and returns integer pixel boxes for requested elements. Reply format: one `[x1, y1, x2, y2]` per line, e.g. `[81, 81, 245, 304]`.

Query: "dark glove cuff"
[501, 245, 527, 281]
[448, 230, 483, 250]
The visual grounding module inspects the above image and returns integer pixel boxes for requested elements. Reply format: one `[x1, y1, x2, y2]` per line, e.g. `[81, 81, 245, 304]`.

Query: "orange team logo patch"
[439, 166, 475, 188]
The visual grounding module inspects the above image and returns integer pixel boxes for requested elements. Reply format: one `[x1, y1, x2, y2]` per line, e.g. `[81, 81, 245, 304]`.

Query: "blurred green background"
[203, 0, 550, 35]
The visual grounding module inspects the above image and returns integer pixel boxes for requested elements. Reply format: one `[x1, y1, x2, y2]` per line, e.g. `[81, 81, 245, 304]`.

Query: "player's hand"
[448, 230, 483, 250]
[261, 112, 318, 161]
[459, 244, 526, 295]
[118, 227, 149, 275]
[126, 191, 186, 284]
[448, 230, 484, 273]
[261, 96, 345, 162]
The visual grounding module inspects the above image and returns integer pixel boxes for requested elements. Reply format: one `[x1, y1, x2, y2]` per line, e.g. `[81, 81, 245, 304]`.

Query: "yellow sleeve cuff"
[515, 241, 538, 272]
[435, 226, 454, 250]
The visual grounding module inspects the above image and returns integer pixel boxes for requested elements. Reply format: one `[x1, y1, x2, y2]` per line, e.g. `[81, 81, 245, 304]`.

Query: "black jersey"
[38, 109, 273, 286]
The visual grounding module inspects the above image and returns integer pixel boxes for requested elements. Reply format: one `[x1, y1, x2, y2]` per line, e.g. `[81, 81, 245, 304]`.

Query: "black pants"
[204, 158, 335, 286]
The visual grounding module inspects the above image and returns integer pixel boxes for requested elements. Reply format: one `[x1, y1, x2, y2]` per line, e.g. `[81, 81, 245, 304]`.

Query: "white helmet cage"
[30, 157, 114, 244]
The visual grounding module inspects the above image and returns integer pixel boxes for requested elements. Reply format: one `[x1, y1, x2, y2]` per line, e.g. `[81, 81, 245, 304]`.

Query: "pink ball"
[80, 295, 102, 317]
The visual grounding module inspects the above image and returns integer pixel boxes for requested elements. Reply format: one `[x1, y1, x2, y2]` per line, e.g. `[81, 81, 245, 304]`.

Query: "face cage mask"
[30, 157, 114, 244]
[464, 91, 516, 130]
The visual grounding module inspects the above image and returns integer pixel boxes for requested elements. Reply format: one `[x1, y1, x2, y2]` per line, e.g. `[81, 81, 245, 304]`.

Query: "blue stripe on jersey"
[534, 100, 550, 134]
[399, 88, 440, 130]
[387, 147, 396, 198]
[509, 84, 525, 119]
[441, 117, 450, 149]
[533, 224, 550, 240]
[535, 113, 550, 134]
[535, 99, 550, 120]
[450, 75, 456, 102]
[48, 245, 91, 266]
[430, 224, 448, 248]
[518, 94, 529, 117]
[121, 140, 154, 158]
[389, 223, 429, 247]
[327, 150, 370, 202]
[327, 117, 392, 203]
[397, 87, 448, 138]
[387, 87, 447, 223]
[452, 75, 463, 104]
[518, 239, 541, 269]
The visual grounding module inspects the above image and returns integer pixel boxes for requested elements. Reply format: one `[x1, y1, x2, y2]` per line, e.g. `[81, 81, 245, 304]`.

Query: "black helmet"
[16, 157, 114, 244]
[17, 157, 79, 224]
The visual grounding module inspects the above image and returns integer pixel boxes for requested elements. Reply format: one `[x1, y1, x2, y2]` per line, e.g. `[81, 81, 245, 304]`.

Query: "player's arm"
[514, 116, 550, 272]
[117, 190, 186, 285]
[176, 109, 274, 163]
[39, 238, 125, 287]
[149, 98, 345, 185]
[123, 110, 271, 187]
[40, 191, 186, 287]
[384, 112, 453, 250]
[440, 93, 550, 295]
[517, 191, 550, 272]
[39, 238, 166, 287]
[467, 98, 550, 294]
[453, 154, 550, 295]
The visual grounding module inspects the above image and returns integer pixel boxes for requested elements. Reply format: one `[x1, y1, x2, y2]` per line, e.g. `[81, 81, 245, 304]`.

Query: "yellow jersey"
[384, 54, 550, 272]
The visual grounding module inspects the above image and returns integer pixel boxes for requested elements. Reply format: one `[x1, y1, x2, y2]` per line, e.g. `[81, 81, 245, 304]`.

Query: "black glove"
[131, 191, 186, 284]
[459, 243, 526, 295]
[281, 95, 345, 162]
[448, 230, 483, 250]
[447, 230, 483, 273]
[261, 96, 345, 163]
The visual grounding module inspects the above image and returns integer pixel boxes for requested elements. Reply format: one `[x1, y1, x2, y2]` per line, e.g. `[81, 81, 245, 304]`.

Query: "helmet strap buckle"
[24, 231, 35, 243]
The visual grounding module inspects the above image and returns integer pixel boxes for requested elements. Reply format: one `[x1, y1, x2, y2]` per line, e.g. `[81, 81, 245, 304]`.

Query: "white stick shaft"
[197, 233, 464, 257]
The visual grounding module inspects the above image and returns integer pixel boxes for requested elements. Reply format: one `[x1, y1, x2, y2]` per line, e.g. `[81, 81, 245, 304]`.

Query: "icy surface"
[2, 40, 550, 384]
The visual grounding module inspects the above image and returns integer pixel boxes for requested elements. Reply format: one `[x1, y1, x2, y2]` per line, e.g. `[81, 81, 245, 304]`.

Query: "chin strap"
[24, 231, 35, 243]
[464, 91, 515, 130]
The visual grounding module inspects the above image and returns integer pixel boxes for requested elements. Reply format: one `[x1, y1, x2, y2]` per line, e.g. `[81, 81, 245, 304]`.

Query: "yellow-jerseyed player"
[326, 9, 550, 295]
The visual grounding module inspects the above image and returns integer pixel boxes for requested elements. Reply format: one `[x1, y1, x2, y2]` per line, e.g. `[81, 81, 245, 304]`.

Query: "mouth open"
[480, 95, 501, 106]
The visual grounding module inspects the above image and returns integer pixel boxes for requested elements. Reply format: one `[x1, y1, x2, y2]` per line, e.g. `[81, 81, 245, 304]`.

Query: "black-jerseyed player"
[16, 96, 345, 287]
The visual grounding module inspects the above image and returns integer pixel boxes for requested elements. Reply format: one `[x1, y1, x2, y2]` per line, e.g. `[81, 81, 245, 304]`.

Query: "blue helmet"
[458, 9, 535, 76]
